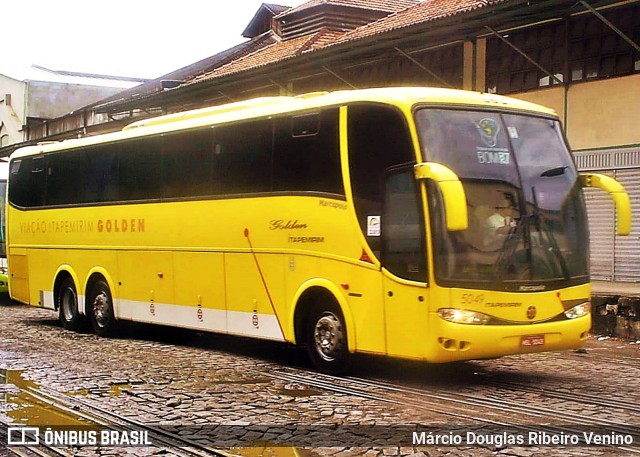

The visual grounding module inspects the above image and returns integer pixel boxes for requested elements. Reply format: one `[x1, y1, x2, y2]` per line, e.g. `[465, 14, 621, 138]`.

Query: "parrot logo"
[477, 118, 500, 147]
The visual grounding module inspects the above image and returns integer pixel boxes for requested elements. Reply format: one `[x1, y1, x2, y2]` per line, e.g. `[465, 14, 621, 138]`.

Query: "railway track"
[560, 347, 640, 369]
[0, 375, 233, 457]
[8, 358, 638, 455]
[2, 304, 638, 456]
[4, 346, 638, 455]
[478, 377, 640, 413]
[262, 366, 640, 454]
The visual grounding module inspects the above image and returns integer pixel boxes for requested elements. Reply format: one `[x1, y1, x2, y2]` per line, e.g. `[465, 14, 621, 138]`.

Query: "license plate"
[521, 334, 545, 347]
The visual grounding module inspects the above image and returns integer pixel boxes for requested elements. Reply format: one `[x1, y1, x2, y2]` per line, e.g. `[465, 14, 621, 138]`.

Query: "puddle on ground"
[0, 368, 37, 390]
[1, 368, 94, 427]
[66, 388, 90, 396]
[276, 388, 324, 398]
[66, 382, 132, 398]
[231, 447, 321, 457]
[215, 377, 272, 384]
[109, 382, 131, 397]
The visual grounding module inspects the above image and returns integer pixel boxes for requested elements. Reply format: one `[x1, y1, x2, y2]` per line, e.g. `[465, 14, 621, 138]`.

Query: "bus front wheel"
[305, 306, 349, 374]
[88, 279, 118, 337]
[57, 277, 85, 331]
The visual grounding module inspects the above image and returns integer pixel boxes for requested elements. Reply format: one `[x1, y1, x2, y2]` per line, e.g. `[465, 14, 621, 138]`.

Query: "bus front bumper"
[426, 314, 591, 363]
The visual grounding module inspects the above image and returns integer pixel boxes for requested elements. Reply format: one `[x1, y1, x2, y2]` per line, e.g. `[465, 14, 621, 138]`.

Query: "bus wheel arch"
[293, 285, 353, 374]
[54, 270, 85, 331]
[85, 272, 118, 337]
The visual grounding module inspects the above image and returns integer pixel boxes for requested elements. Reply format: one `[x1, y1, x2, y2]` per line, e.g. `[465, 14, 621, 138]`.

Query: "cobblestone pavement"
[1, 298, 639, 457]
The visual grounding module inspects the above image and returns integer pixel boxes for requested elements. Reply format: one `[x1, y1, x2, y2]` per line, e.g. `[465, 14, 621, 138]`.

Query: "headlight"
[438, 308, 491, 325]
[564, 302, 590, 319]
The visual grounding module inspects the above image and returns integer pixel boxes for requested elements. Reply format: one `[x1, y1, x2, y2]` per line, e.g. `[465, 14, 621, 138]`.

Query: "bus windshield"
[416, 109, 589, 291]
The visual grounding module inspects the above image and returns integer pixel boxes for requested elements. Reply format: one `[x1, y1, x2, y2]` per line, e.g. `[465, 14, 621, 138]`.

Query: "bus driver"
[485, 195, 517, 247]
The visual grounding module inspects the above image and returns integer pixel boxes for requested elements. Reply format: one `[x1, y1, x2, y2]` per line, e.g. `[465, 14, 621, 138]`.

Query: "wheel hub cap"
[314, 313, 343, 361]
[93, 292, 109, 327]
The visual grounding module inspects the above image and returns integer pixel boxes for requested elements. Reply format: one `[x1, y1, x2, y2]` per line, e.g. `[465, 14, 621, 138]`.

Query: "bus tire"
[57, 276, 85, 331]
[305, 305, 349, 375]
[88, 279, 118, 337]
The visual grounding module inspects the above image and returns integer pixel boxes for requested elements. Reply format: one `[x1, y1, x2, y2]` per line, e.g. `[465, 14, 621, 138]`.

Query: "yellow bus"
[7, 88, 631, 373]
[0, 160, 9, 292]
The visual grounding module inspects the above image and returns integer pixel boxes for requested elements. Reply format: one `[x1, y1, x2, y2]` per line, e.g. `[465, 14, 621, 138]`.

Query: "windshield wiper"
[495, 189, 570, 281]
[495, 214, 528, 278]
[540, 166, 568, 178]
[530, 187, 570, 280]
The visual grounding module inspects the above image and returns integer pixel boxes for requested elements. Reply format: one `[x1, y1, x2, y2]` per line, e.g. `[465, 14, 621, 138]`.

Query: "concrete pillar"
[463, 38, 487, 91]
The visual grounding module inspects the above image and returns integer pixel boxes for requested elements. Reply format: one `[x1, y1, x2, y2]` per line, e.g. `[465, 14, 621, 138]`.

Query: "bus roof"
[10, 87, 557, 159]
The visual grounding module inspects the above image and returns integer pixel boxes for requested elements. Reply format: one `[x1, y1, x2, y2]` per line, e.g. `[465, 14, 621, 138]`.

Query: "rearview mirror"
[414, 162, 468, 231]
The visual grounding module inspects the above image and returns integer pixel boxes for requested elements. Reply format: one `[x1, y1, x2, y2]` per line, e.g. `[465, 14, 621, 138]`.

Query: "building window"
[340, 44, 463, 89]
[568, 5, 640, 83]
[486, 22, 566, 94]
[485, 4, 640, 94]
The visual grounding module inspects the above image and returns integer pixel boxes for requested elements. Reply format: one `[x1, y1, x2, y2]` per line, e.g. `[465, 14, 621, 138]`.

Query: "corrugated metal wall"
[583, 180, 615, 280]
[612, 168, 640, 282]
[575, 148, 640, 283]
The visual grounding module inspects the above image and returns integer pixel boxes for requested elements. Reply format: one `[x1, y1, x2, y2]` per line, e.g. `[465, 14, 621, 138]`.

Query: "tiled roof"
[304, 29, 346, 49]
[192, 0, 505, 85]
[276, 0, 418, 17]
[192, 30, 341, 83]
[108, 0, 517, 102]
[332, 0, 508, 44]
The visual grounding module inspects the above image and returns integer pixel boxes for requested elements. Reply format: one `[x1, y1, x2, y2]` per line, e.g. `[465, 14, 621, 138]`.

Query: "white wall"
[0, 74, 27, 147]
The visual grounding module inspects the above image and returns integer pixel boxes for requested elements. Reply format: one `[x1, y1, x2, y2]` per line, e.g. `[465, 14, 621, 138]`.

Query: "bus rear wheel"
[88, 279, 118, 337]
[305, 306, 349, 375]
[57, 277, 85, 331]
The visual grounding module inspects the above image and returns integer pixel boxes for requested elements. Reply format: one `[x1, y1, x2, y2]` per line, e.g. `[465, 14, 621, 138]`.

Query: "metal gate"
[575, 148, 640, 282]
[612, 168, 640, 281]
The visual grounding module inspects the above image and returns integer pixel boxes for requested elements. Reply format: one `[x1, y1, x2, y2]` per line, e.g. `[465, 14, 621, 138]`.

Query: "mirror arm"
[580, 173, 631, 236]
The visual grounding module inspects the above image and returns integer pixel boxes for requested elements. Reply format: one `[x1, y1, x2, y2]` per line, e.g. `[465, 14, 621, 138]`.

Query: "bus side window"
[85, 146, 118, 203]
[273, 109, 343, 195]
[9, 156, 46, 207]
[161, 128, 215, 198]
[117, 137, 162, 201]
[383, 168, 427, 282]
[212, 119, 273, 195]
[47, 150, 84, 205]
[347, 104, 414, 257]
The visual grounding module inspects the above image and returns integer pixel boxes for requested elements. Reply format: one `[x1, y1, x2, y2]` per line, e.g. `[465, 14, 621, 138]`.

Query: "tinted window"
[291, 113, 320, 137]
[383, 168, 427, 282]
[10, 109, 345, 207]
[417, 109, 518, 181]
[83, 146, 118, 203]
[161, 129, 215, 198]
[9, 157, 46, 207]
[347, 104, 414, 254]
[0, 179, 6, 254]
[273, 109, 343, 194]
[117, 137, 162, 201]
[47, 150, 84, 205]
[213, 119, 273, 194]
[416, 109, 588, 289]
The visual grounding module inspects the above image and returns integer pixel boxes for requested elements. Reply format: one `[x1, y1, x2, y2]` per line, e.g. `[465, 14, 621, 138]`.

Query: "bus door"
[382, 166, 430, 359]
